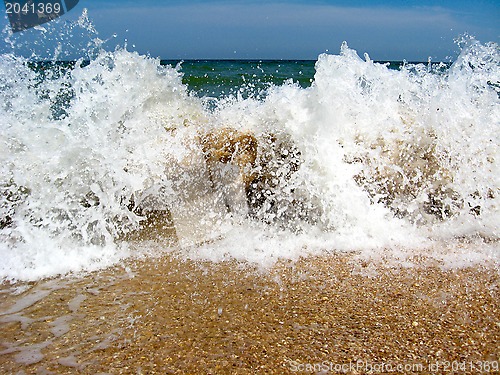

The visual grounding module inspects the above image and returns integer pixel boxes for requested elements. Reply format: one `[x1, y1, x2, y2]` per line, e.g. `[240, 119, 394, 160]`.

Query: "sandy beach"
[2, 26, 499, 375]
[0, 248, 498, 375]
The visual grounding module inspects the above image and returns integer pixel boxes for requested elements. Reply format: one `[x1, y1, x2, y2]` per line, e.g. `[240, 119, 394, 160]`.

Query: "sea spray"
[0, 49, 207, 280]
[185, 39, 499, 266]
[0, 35, 498, 281]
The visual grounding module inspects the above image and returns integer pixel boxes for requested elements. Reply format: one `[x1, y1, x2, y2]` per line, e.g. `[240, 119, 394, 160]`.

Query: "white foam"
[0, 280, 63, 315]
[13, 341, 52, 365]
[0, 34, 498, 281]
[49, 315, 72, 337]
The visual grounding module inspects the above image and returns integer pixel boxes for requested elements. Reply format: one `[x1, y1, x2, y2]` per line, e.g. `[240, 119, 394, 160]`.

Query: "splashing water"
[0, 23, 498, 281]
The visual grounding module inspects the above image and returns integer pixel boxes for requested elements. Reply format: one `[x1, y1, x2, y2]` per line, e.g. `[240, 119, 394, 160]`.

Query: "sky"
[1, 0, 499, 61]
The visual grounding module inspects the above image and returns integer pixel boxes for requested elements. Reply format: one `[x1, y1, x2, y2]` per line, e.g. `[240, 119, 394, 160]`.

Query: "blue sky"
[1, 0, 499, 61]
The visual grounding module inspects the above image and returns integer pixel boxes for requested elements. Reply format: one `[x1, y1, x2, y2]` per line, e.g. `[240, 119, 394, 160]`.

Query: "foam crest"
[205, 40, 498, 263]
[0, 48, 207, 280]
[0, 36, 498, 281]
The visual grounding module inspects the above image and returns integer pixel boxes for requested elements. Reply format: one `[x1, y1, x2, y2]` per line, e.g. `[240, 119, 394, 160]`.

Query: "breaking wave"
[0, 29, 498, 280]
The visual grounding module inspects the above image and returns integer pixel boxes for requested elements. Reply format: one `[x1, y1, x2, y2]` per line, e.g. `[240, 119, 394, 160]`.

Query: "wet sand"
[0, 251, 499, 374]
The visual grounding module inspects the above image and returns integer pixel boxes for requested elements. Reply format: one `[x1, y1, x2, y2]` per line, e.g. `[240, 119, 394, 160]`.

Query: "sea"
[0, 22, 499, 282]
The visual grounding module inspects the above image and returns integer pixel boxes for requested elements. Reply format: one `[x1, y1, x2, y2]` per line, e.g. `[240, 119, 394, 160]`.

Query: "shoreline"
[0, 252, 499, 374]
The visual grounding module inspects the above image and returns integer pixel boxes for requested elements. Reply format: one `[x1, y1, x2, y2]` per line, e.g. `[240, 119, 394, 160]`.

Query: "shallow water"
[0, 253, 498, 374]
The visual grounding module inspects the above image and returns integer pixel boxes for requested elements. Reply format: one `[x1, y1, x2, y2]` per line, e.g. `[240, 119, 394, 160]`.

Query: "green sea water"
[30, 59, 433, 102]
[161, 59, 316, 99]
[28, 59, 434, 118]
[160, 59, 422, 99]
